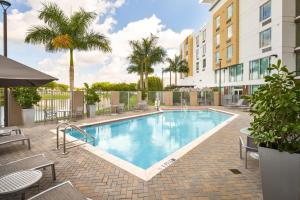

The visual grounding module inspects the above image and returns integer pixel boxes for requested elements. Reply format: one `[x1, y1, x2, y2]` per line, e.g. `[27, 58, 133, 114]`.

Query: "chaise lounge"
[0, 154, 56, 181]
[0, 134, 31, 149]
[28, 181, 88, 200]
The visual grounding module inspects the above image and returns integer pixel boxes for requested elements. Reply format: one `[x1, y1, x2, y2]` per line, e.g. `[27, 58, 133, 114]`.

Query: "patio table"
[0, 170, 42, 200]
[57, 110, 71, 120]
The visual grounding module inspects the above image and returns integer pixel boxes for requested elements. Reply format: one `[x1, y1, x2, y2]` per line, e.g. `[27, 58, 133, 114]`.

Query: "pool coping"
[51, 108, 238, 181]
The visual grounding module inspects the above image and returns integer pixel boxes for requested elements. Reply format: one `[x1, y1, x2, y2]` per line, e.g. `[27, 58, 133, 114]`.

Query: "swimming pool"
[66, 109, 235, 180]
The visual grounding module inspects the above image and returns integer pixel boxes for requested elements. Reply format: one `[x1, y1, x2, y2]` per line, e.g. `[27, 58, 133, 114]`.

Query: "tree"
[164, 55, 189, 86]
[25, 3, 112, 93]
[127, 34, 166, 90]
[148, 76, 163, 91]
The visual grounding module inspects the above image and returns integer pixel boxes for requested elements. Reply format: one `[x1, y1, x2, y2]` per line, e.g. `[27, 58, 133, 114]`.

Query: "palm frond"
[70, 9, 97, 36]
[25, 25, 58, 46]
[76, 31, 112, 52]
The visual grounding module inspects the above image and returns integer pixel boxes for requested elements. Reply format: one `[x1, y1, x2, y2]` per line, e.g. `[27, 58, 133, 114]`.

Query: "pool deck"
[0, 107, 262, 200]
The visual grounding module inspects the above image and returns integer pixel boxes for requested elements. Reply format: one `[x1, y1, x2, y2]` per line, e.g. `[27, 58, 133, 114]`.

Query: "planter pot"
[258, 147, 300, 200]
[22, 108, 35, 127]
[86, 104, 96, 118]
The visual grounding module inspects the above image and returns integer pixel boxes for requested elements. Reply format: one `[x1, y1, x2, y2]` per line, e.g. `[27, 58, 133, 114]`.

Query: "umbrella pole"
[4, 87, 8, 127]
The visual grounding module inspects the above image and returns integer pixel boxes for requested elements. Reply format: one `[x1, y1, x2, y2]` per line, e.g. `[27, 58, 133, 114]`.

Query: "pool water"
[67, 110, 231, 169]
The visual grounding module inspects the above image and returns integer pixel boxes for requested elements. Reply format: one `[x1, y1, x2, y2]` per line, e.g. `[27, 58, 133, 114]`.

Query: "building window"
[203, 59, 206, 69]
[227, 4, 233, 19]
[260, 1, 271, 22]
[227, 45, 233, 61]
[296, 53, 300, 76]
[202, 29, 206, 41]
[227, 25, 233, 39]
[196, 35, 199, 47]
[196, 48, 199, 60]
[229, 64, 243, 82]
[297, 23, 300, 47]
[216, 16, 220, 29]
[249, 85, 260, 94]
[214, 70, 225, 84]
[215, 51, 220, 64]
[196, 62, 200, 73]
[185, 50, 188, 56]
[297, 0, 300, 16]
[260, 28, 271, 48]
[216, 34, 220, 46]
[250, 57, 270, 80]
[202, 44, 206, 55]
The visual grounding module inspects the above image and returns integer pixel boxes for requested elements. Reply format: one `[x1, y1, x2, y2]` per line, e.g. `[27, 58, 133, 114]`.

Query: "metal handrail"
[56, 122, 96, 154]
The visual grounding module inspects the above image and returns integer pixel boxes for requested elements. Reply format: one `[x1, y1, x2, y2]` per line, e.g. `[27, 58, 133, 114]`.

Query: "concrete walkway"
[0, 107, 262, 200]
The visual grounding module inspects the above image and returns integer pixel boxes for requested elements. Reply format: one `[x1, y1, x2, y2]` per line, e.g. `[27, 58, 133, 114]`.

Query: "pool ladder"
[56, 122, 96, 154]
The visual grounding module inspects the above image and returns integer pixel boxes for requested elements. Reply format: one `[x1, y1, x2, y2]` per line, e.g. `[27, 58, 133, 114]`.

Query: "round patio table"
[0, 170, 42, 200]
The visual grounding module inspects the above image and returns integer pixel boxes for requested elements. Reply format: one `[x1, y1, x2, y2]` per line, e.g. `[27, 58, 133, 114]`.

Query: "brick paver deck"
[0, 107, 262, 200]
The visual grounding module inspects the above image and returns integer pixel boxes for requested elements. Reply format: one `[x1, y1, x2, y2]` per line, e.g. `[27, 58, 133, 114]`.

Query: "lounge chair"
[225, 99, 249, 108]
[28, 181, 88, 200]
[72, 106, 84, 120]
[116, 103, 125, 113]
[0, 126, 21, 136]
[239, 136, 258, 168]
[0, 134, 30, 149]
[0, 154, 56, 181]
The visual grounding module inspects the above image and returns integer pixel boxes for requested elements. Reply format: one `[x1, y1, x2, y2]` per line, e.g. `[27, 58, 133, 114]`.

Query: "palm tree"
[165, 55, 189, 86]
[25, 3, 112, 93]
[127, 34, 166, 90]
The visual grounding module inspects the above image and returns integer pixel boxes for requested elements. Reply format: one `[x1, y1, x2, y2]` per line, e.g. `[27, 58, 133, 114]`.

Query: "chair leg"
[27, 139, 31, 150]
[51, 164, 56, 181]
[239, 141, 242, 160]
[245, 150, 248, 169]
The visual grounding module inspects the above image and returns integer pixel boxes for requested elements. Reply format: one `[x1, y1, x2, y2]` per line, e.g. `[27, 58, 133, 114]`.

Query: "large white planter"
[87, 104, 96, 118]
[259, 147, 300, 200]
[22, 108, 35, 127]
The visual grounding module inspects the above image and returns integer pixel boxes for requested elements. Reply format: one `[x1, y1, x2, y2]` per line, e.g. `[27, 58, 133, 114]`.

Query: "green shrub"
[84, 83, 100, 105]
[244, 60, 300, 153]
[12, 87, 41, 109]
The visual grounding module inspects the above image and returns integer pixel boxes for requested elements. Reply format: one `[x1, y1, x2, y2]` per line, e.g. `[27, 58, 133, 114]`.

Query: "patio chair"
[28, 181, 88, 200]
[43, 109, 58, 124]
[72, 106, 84, 120]
[0, 134, 30, 149]
[0, 154, 56, 181]
[0, 126, 21, 136]
[225, 99, 249, 108]
[239, 136, 258, 168]
[116, 103, 125, 113]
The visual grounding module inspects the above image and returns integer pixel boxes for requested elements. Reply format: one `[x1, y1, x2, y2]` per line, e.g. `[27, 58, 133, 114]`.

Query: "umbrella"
[0, 55, 58, 126]
[0, 55, 57, 87]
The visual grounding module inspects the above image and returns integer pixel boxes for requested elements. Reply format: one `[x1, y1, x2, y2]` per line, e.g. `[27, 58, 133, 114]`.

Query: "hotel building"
[179, 0, 300, 95]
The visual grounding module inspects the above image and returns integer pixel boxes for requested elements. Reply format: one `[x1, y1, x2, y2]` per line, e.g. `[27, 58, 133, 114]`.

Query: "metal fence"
[34, 90, 71, 122]
[0, 88, 4, 127]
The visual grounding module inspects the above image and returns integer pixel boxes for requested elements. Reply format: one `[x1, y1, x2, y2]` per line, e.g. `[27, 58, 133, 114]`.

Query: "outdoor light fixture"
[0, 0, 11, 11]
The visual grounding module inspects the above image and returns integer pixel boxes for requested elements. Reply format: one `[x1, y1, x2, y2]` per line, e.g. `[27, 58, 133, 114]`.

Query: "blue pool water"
[67, 110, 231, 169]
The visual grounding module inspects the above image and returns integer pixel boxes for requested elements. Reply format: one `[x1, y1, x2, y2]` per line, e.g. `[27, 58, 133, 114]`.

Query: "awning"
[0, 55, 57, 87]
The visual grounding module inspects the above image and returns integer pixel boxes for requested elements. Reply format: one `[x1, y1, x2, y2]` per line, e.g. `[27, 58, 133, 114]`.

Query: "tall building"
[179, 35, 194, 80]
[179, 0, 300, 95]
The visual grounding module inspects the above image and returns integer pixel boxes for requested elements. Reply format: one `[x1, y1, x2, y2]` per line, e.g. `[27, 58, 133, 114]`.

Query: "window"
[260, 28, 271, 48]
[227, 45, 233, 60]
[297, 23, 300, 47]
[229, 64, 243, 82]
[196, 62, 200, 73]
[297, 0, 300, 16]
[196, 48, 199, 60]
[203, 59, 206, 69]
[185, 50, 188, 56]
[202, 44, 206, 55]
[249, 85, 260, 94]
[296, 53, 300, 76]
[250, 57, 270, 80]
[202, 29, 206, 41]
[196, 36, 200, 47]
[227, 4, 233, 19]
[216, 34, 220, 46]
[227, 25, 233, 39]
[260, 1, 271, 22]
[214, 70, 225, 84]
[215, 51, 220, 63]
[216, 16, 220, 29]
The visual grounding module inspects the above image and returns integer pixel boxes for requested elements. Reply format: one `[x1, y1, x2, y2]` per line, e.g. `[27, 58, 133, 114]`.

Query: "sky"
[0, 0, 210, 87]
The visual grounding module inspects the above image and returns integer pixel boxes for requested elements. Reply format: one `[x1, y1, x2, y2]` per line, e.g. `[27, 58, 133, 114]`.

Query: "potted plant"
[84, 83, 100, 118]
[12, 87, 41, 127]
[244, 60, 300, 200]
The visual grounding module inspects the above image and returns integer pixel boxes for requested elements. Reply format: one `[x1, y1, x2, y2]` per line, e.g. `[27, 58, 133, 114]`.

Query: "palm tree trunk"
[140, 64, 144, 90]
[145, 71, 148, 90]
[70, 49, 74, 92]
[175, 71, 177, 86]
[169, 71, 172, 86]
[69, 49, 74, 113]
